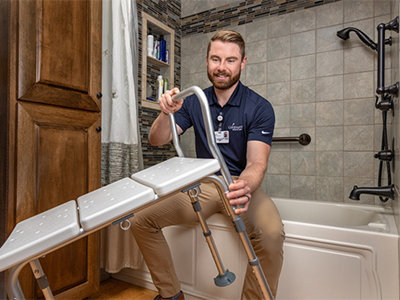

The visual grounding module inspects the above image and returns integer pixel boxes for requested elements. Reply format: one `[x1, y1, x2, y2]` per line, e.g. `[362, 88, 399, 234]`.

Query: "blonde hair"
[207, 30, 245, 60]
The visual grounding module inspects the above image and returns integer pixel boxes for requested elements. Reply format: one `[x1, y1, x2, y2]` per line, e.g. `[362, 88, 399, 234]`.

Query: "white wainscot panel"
[277, 236, 379, 300]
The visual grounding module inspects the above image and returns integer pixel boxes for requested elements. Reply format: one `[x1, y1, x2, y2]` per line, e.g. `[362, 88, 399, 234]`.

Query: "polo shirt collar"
[209, 81, 244, 107]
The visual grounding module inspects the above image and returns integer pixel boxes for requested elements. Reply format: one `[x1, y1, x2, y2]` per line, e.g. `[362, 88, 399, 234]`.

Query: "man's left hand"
[226, 180, 251, 214]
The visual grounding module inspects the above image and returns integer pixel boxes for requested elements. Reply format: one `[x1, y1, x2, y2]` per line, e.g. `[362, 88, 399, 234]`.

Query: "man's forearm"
[149, 113, 173, 146]
[238, 162, 267, 193]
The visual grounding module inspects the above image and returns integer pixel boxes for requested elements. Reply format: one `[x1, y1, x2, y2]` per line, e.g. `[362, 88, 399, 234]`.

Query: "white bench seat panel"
[0, 200, 80, 272]
[77, 177, 155, 231]
[131, 157, 220, 196]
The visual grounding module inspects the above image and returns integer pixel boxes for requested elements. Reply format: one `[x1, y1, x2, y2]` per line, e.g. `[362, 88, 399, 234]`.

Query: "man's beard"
[207, 70, 241, 90]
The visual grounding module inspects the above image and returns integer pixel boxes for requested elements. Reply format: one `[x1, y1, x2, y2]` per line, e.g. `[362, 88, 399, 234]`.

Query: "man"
[131, 30, 284, 300]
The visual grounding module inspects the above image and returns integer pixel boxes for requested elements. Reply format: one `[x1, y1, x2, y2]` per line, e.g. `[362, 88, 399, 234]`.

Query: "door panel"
[40, 1, 89, 91]
[17, 0, 101, 112]
[4, 0, 102, 298]
[15, 102, 100, 221]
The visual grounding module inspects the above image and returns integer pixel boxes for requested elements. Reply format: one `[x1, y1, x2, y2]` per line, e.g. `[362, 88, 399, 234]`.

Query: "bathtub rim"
[271, 197, 398, 235]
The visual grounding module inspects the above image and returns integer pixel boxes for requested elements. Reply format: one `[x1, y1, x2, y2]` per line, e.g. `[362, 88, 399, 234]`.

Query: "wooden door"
[1, 0, 102, 298]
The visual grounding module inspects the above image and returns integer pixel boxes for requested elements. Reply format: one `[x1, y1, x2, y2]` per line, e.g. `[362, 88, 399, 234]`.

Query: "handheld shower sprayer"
[336, 27, 377, 50]
[336, 27, 393, 51]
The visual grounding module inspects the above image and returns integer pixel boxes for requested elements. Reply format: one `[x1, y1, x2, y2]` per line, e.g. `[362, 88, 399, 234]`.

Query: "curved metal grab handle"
[168, 113, 185, 158]
[169, 86, 234, 187]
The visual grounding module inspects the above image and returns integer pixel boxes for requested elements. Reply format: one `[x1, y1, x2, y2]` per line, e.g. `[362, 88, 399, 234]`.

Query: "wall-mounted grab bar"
[272, 133, 311, 146]
[376, 16, 399, 96]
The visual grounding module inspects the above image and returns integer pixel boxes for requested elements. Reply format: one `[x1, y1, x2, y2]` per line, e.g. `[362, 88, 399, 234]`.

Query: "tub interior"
[273, 198, 382, 227]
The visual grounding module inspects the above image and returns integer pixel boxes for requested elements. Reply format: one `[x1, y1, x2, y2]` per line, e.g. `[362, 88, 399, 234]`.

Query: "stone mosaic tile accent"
[181, 0, 341, 36]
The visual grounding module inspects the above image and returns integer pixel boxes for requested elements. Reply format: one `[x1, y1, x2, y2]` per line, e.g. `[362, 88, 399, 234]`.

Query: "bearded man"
[131, 30, 285, 300]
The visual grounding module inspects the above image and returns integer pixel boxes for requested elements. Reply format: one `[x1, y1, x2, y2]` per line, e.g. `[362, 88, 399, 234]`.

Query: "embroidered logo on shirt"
[261, 131, 270, 135]
[228, 123, 243, 131]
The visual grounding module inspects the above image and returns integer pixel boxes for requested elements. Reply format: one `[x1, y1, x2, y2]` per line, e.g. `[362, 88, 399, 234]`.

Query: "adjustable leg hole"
[189, 188, 199, 198]
[120, 220, 131, 230]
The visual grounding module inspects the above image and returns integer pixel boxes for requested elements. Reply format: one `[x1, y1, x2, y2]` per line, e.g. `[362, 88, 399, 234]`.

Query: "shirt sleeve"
[247, 99, 275, 145]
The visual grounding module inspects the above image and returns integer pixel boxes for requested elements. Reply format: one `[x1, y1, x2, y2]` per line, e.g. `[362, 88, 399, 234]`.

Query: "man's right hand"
[149, 87, 184, 146]
[159, 87, 184, 115]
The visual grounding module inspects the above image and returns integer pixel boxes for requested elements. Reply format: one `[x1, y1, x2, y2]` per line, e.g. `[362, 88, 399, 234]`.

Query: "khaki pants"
[130, 178, 285, 299]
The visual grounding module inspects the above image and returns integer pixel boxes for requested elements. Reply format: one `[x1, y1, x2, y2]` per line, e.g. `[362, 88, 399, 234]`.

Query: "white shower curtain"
[100, 0, 144, 273]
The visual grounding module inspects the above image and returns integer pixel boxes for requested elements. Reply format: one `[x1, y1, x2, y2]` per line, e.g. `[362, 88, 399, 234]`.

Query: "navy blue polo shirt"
[175, 81, 275, 176]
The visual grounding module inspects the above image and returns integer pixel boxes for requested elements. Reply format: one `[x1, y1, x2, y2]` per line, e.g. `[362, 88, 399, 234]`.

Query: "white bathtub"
[115, 197, 399, 300]
[273, 198, 399, 300]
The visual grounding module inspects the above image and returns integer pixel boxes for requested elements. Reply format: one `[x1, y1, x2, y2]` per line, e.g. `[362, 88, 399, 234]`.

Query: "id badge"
[215, 130, 229, 144]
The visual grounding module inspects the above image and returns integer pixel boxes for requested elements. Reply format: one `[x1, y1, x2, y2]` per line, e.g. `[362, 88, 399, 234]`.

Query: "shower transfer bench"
[0, 86, 273, 300]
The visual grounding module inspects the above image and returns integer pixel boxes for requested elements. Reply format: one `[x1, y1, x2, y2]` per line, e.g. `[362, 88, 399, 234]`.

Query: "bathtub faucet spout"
[349, 184, 395, 201]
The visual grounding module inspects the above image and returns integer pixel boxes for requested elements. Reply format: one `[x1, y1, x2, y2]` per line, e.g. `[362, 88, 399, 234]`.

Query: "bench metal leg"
[205, 175, 274, 300]
[7, 262, 27, 300]
[30, 259, 55, 300]
[6, 259, 54, 300]
[183, 183, 236, 287]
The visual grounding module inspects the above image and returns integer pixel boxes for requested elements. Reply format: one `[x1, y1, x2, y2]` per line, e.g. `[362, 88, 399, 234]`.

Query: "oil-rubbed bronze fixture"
[349, 185, 395, 201]
[337, 16, 399, 202]
[376, 17, 399, 97]
[272, 133, 311, 146]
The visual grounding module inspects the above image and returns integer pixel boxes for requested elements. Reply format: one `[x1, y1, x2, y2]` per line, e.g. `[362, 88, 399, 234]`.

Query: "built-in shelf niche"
[141, 12, 175, 110]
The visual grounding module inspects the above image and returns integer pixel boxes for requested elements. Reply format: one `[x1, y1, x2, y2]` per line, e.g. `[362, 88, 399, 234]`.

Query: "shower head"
[336, 28, 352, 40]
[336, 27, 377, 51]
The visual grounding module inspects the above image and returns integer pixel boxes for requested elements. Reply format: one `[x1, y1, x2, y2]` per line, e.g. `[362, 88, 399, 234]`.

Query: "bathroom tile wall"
[180, 0, 395, 205]
[181, 0, 240, 18]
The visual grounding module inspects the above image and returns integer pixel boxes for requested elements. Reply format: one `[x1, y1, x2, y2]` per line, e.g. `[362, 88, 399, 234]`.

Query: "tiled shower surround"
[138, 0, 400, 288]
[179, 0, 396, 205]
